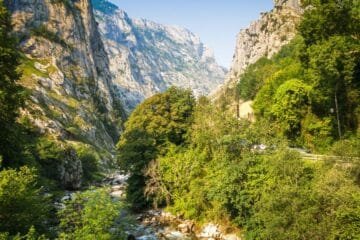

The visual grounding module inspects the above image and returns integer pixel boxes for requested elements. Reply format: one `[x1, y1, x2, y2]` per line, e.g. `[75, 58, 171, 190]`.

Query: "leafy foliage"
[271, 79, 311, 138]
[141, 98, 360, 238]
[0, 0, 359, 238]
[238, 0, 360, 150]
[0, 167, 50, 235]
[0, 0, 26, 164]
[58, 188, 128, 239]
[117, 87, 195, 209]
[299, 0, 359, 46]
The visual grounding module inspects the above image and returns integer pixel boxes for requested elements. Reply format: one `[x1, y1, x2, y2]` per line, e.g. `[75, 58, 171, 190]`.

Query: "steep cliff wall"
[6, 0, 125, 156]
[227, 0, 302, 84]
[93, 0, 227, 111]
[211, 0, 302, 120]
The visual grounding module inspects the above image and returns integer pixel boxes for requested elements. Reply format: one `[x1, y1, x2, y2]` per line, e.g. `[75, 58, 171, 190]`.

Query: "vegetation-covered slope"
[5, 0, 126, 163]
[237, 0, 360, 151]
[117, 1, 360, 239]
[1, 0, 359, 239]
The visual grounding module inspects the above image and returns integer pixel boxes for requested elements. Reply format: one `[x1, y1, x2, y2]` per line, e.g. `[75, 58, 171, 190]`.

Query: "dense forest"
[0, 0, 359, 239]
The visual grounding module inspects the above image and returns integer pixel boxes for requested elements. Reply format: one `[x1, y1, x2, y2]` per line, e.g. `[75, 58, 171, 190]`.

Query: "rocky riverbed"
[57, 173, 241, 240]
[105, 173, 242, 240]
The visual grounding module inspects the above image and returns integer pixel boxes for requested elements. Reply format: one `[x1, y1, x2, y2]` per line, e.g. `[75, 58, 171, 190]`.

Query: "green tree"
[237, 57, 275, 100]
[58, 188, 128, 240]
[298, 0, 360, 139]
[305, 36, 360, 138]
[299, 0, 358, 46]
[0, 167, 49, 235]
[270, 79, 311, 138]
[117, 87, 195, 209]
[0, 0, 25, 164]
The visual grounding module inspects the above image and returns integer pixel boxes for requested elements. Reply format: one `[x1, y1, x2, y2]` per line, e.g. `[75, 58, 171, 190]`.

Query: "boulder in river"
[177, 220, 195, 233]
[199, 223, 222, 239]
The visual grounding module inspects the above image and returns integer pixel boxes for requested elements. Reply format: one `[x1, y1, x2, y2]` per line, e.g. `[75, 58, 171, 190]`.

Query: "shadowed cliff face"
[92, 0, 227, 111]
[5, 0, 125, 156]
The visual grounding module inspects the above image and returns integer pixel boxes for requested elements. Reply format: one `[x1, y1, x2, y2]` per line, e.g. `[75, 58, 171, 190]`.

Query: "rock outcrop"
[212, 0, 302, 102]
[227, 0, 302, 84]
[5, 0, 125, 158]
[58, 147, 83, 190]
[212, 0, 302, 120]
[92, 0, 227, 111]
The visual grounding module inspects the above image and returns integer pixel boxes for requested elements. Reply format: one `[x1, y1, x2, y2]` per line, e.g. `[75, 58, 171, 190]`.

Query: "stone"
[177, 220, 195, 234]
[199, 223, 222, 239]
[223, 234, 242, 240]
[163, 231, 189, 240]
[110, 190, 124, 198]
[161, 211, 177, 221]
[111, 185, 124, 191]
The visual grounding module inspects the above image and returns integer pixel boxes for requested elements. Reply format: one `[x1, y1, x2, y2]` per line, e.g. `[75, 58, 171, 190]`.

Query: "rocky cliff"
[92, 0, 227, 111]
[224, 0, 302, 88]
[5, 0, 125, 158]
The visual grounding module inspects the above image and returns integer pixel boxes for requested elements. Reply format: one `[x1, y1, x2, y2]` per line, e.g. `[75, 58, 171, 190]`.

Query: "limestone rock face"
[228, 0, 302, 84]
[92, 0, 227, 111]
[274, 0, 302, 10]
[210, 0, 303, 102]
[5, 0, 125, 155]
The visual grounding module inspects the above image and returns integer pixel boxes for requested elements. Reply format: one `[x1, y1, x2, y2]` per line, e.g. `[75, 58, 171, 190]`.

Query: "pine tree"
[0, 0, 25, 164]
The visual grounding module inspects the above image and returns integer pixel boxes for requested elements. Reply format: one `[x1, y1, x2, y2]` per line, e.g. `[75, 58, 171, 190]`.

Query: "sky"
[110, 0, 274, 68]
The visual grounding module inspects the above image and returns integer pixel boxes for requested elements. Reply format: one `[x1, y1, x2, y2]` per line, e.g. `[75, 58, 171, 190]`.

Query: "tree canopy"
[117, 87, 195, 209]
[0, 0, 25, 164]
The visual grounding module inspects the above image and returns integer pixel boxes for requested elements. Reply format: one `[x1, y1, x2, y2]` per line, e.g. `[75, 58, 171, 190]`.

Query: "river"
[59, 173, 241, 240]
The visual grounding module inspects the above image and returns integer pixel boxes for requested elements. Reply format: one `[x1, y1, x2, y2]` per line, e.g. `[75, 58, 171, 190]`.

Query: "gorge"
[1, 0, 359, 239]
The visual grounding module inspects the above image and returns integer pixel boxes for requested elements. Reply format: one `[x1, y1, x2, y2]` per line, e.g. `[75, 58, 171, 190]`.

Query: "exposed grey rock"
[93, 0, 227, 111]
[177, 220, 195, 234]
[229, 0, 302, 83]
[199, 223, 222, 239]
[5, 0, 125, 158]
[213, 0, 302, 98]
[274, 0, 302, 10]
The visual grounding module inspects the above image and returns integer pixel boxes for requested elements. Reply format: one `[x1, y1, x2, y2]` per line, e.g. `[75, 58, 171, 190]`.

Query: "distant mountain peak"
[92, 0, 119, 15]
[93, 0, 227, 111]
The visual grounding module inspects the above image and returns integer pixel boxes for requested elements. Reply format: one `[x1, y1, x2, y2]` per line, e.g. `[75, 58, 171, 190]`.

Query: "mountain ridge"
[5, 0, 125, 162]
[93, 0, 227, 111]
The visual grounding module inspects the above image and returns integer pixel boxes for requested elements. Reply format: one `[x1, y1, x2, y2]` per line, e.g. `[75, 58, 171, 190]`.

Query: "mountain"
[214, 0, 302, 99]
[229, 0, 302, 82]
[92, 0, 227, 111]
[5, 0, 125, 161]
[4, 0, 226, 178]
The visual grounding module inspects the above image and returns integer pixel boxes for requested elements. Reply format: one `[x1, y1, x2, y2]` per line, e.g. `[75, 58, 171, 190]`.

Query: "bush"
[58, 188, 129, 239]
[0, 167, 50, 235]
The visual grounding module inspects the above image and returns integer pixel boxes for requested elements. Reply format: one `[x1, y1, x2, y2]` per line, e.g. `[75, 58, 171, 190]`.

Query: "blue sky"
[110, 0, 273, 68]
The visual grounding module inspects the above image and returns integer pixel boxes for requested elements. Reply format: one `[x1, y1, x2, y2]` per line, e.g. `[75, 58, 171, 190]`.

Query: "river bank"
[105, 173, 242, 240]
